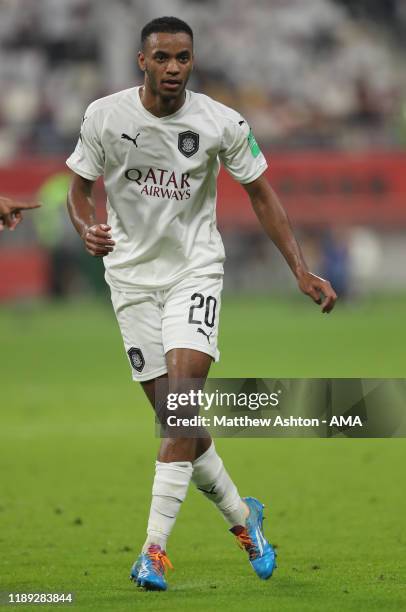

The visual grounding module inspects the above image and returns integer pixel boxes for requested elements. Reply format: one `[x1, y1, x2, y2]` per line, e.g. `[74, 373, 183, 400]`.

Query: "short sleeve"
[66, 110, 104, 180]
[219, 116, 267, 184]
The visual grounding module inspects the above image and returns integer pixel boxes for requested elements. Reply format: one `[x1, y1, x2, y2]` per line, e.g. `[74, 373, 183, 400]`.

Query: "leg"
[164, 353, 276, 580]
[139, 349, 212, 558]
[141, 355, 212, 461]
[145, 348, 248, 529]
[158, 273, 226, 461]
[144, 268, 248, 538]
[159, 347, 213, 462]
[138, 353, 212, 559]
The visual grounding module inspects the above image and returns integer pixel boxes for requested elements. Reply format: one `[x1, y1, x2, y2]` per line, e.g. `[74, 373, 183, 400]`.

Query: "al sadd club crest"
[178, 131, 199, 157]
[127, 347, 145, 372]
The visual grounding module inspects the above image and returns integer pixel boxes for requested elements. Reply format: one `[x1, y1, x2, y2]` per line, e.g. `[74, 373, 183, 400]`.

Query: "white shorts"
[110, 273, 223, 382]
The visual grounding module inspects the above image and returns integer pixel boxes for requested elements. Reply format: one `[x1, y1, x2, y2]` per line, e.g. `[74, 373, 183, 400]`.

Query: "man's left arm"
[242, 174, 337, 313]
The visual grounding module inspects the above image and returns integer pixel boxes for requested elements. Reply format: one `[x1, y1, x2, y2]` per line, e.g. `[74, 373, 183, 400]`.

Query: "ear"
[137, 51, 145, 72]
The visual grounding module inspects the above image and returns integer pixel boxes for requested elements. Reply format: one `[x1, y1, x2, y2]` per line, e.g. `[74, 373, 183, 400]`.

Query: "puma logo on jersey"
[197, 327, 212, 343]
[238, 120, 246, 126]
[121, 132, 140, 147]
[197, 484, 216, 495]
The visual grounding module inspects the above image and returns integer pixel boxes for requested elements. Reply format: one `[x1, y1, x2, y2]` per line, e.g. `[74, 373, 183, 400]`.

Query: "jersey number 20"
[188, 293, 217, 328]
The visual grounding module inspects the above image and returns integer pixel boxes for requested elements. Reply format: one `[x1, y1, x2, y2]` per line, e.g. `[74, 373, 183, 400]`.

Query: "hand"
[0, 197, 41, 231]
[297, 271, 337, 313]
[82, 223, 115, 257]
[0, 211, 23, 232]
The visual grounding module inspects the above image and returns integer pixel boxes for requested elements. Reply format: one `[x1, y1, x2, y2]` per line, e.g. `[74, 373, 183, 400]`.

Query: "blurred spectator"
[321, 227, 350, 299]
[0, 0, 404, 157]
[34, 172, 79, 296]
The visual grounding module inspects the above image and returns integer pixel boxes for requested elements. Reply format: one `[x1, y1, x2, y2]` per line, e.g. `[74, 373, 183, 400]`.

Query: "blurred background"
[0, 0, 406, 301]
[0, 0, 406, 300]
[1, 5, 406, 606]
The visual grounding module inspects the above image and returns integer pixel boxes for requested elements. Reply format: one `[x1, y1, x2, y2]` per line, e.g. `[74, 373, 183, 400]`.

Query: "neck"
[139, 85, 185, 118]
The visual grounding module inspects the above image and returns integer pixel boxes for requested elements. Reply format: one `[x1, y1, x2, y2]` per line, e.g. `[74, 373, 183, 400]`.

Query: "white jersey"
[66, 86, 267, 290]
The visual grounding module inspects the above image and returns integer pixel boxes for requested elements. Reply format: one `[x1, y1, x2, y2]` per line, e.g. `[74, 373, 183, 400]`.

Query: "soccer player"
[66, 16, 337, 591]
[0, 197, 40, 231]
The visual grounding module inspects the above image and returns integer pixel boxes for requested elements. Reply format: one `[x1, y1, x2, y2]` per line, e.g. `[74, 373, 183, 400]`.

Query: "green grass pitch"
[1, 294, 406, 611]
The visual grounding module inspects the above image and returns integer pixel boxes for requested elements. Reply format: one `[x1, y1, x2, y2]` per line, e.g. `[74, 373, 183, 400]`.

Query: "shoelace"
[234, 528, 259, 560]
[147, 546, 174, 575]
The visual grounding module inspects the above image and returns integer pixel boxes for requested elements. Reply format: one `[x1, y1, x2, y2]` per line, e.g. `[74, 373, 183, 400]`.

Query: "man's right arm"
[67, 173, 115, 257]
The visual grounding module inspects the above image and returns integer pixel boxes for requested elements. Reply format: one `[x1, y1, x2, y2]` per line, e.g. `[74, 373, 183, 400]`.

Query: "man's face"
[138, 32, 194, 100]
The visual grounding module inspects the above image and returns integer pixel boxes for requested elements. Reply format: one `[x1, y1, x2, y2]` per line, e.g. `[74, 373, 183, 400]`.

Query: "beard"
[145, 67, 187, 101]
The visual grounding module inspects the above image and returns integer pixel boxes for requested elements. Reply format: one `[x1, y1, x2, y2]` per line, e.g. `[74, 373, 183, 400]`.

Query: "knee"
[158, 437, 197, 462]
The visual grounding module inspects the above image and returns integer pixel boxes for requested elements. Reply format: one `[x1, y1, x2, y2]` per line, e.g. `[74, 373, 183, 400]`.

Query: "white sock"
[192, 442, 248, 527]
[142, 460, 193, 553]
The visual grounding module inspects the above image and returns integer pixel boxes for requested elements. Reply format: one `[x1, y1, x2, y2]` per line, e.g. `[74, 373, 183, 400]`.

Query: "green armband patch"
[248, 129, 261, 158]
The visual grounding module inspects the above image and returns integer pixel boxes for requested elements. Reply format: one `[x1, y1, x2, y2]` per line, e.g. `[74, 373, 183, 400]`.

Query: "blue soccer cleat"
[130, 544, 173, 591]
[230, 496, 277, 580]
